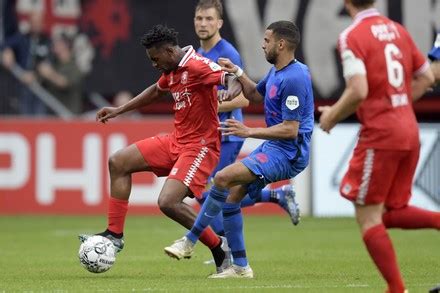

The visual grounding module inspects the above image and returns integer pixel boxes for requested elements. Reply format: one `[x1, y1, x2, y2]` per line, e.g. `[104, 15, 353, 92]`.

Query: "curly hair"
[140, 25, 179, 49]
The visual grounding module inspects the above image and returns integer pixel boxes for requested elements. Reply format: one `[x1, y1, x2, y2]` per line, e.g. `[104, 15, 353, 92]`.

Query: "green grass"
[1, 215, 439, 292]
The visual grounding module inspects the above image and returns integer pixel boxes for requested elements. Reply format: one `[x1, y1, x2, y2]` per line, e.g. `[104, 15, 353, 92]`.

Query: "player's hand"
[219, 119, 251, 138]
[218, 57, 238, 74]
[96, 107, 119, 124]
[318, 106, 336, 133]
[217, 89, 235, 103]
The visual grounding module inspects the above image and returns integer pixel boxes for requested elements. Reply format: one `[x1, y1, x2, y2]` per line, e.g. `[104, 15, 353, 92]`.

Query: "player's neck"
[200, 34, 222, 52]
[275, 53, 295, 70]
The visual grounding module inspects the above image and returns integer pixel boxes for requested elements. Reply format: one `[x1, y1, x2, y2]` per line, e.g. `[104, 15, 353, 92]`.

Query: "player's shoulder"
[217, 39, 240, 58]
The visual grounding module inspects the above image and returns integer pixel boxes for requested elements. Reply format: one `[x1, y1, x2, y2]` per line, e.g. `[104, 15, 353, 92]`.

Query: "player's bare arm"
[412, 67, 435, 101]
[432, 61, 440, 82]
[218, 57, 263, 103]
[319, 74, 367, 133]
[219, 118, 299, 140]
[96, 83, 167, 123]
[217, 92, 249, 112]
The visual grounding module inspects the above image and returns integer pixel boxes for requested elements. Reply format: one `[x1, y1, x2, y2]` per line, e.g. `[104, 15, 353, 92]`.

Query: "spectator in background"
[319, 0, 435, 292]
[112, 90, 141, 119]
[429, 32, 440, 82]
[1, 11, 50, 115]
[38, 34, 83, 115]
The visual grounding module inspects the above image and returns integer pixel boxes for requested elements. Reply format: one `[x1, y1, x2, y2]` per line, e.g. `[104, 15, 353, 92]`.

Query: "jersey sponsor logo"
[286, 96, 299, 110]
[171, 88, 192, 110]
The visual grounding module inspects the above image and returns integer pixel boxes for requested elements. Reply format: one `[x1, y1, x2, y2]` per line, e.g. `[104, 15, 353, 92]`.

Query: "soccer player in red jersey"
[319, 1, 436, 292]
[79, 24, 242, 272]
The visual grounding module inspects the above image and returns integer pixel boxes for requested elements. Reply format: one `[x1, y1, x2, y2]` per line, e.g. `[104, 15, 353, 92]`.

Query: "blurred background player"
[79, 24, 243, 273]
[429, 31, 440, 82]
[194, 0, 300, 243]
[165, 21, 314, 278]
[318, 1, 437, 292]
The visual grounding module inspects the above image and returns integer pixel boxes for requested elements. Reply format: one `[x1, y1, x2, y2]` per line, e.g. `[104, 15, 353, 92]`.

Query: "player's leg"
[199, 141, 244, 236]
[383, 147, 440, 230]
[341, 147, 406, 293]
[79, 138, 163, 251]
[186, 161, 257, 244]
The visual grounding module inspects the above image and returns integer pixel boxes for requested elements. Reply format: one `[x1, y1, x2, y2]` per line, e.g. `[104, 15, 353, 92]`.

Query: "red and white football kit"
[337, 9, 430, 208]
[136, 46, 227, 197]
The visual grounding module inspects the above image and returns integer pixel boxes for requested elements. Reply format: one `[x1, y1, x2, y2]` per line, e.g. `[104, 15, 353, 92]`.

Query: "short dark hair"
[350, 0, 375, 8]
[266, 21, 300, 50]
[195, 0, 223, 19]
[140, 25, 178, 49]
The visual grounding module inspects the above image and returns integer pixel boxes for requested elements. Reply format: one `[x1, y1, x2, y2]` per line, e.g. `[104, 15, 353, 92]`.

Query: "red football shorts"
[339, 144, 420, 209]
[135, 134, 219, 198]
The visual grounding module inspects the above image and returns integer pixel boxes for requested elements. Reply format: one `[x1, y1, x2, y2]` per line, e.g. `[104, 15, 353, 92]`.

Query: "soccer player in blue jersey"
[429, 31, 440, 81]
[193, 0, 300, 239]
[165, 20, 314, 278]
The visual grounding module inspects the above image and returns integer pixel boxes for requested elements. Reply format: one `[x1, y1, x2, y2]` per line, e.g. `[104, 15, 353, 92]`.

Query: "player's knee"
[213, 171, 231, 188]
[108, 151, 125, 175]
[157, 195, 177, 216]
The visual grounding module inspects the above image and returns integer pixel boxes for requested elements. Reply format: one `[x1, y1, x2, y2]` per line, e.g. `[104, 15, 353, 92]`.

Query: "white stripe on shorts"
[183, 147, 209, 187]
[356, 148, 374, 205]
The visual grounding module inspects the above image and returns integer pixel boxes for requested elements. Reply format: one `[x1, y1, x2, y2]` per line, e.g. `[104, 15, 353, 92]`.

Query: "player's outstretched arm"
[219, 119, 298, 140]
[96, 83, 166, 123]
[433, 61, 440, 82]
[218, 57, 263, 103]
[218, 92, 249, 113]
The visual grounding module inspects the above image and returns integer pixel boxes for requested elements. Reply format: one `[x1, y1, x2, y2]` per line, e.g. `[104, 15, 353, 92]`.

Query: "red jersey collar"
[178, 46, 195, 67]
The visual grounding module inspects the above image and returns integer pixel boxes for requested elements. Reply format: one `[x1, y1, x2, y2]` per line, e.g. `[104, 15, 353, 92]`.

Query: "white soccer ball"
[78, 235, 116, 273]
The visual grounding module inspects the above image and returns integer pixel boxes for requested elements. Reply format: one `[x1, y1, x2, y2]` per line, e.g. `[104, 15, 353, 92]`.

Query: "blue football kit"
[243, 60, 314, 199]
[428, 32, 440, 61]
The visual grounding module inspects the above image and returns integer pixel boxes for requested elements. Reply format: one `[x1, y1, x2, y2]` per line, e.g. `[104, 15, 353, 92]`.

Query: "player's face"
[194, 8, 223, 41]
[262, 30, 278, 64]
[146, 46, 176, 74]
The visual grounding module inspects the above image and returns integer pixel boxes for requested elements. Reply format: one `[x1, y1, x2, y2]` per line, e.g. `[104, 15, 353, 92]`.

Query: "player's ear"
[218, 19, 223, 30]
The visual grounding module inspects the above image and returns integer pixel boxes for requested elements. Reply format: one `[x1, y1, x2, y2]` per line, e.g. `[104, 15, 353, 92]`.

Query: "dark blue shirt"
[256, 60, 314, 159]
[198, 39, 244, 142]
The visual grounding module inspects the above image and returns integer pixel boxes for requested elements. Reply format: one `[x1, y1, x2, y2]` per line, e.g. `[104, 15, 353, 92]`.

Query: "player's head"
[344, 0, 375, 15]
[194, 0, 223, 41]
[141, 25, 180, 74]
[263, 21, 300, 64]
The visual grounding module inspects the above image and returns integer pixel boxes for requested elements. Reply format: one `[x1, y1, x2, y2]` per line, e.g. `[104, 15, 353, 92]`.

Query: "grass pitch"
[1, 215, 439, 292]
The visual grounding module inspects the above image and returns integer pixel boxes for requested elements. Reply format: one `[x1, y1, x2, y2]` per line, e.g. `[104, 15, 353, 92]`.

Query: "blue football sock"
[223, 202, 247, 267]
[197, 192, 225, 235]
[240, 195, 256, 208]
[186, 186, 228, 244]
[259, 188, 271, 202]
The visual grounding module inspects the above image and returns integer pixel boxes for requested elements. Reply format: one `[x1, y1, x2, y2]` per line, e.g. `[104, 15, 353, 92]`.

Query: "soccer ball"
[78, 235, 116, 273]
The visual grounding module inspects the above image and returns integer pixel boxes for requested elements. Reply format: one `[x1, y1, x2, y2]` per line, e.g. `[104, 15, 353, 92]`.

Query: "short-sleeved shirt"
[256, 60, 314, 161]
[338, 8, 429, 150]
[198, 39, 244, 142]
[156, 46, 227, 151]
[428, 32, 440, 61]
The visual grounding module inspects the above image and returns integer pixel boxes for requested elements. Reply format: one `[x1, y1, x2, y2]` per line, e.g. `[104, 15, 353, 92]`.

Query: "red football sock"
[107, 197, 128, 234]
[199, 227, 221, 249]
[383, 206, 440, 229]
[363, 224, 405, 293]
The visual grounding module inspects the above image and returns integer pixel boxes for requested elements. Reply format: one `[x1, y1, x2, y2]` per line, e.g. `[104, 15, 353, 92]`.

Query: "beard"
[197, 31, 216, 41]
[265, 50, 277, 64]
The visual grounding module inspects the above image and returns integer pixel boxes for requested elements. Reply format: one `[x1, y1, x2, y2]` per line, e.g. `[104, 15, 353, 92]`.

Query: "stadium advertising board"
[0, 119, 289, 215]
[312, 124, 440, 216]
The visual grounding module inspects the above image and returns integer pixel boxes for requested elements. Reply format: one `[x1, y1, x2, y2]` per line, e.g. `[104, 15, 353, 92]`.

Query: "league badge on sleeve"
[286, 95, 299, 110]
[209, 61, 221, 72]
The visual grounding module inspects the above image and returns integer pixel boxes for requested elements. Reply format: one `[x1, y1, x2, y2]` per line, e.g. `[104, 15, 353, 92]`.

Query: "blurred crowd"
[0, 5, 135, 118]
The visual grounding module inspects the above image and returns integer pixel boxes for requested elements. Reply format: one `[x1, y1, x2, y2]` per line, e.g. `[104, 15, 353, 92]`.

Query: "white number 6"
[384, 43, 404, 88]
